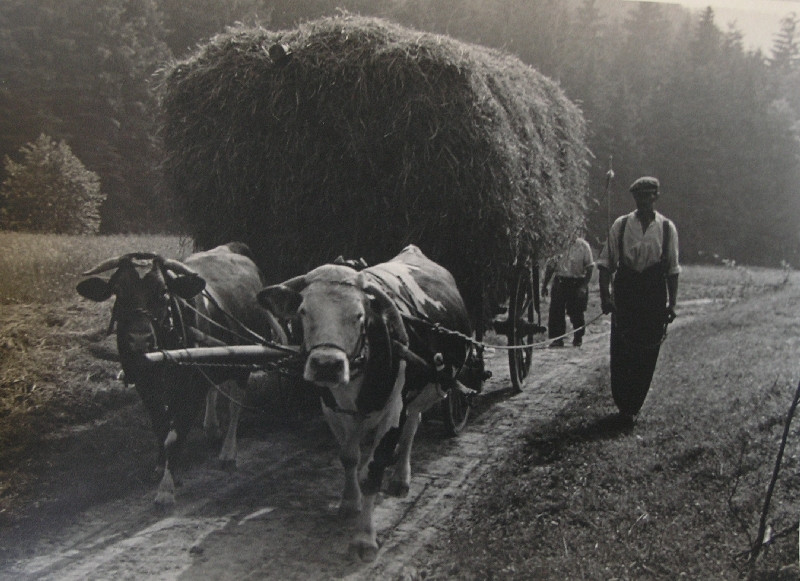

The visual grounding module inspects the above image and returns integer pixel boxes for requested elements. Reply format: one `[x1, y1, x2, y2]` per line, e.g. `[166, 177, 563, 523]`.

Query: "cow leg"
[154, 384, 204, 506]
[217, 376, 247, 469]
[135, 382, 169, 482]
[349, 361, 406, 562]
[155, 427, 179, 506]
[387, 382, 445, 497]
[203, 388, 222, 442]
[349, 424, 402, 562]
[340, 428, 364, 518]
[321, 402, 363, 518]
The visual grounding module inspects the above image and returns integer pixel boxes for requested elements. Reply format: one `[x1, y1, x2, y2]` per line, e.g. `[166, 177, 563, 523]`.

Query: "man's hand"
[601, 296, 615, 315]
[665, 306, 677, 324]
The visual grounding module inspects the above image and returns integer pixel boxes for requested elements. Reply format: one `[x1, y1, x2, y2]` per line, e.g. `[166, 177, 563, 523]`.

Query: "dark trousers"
[610, 264, 667, 416]
[548, 276, 588, 341]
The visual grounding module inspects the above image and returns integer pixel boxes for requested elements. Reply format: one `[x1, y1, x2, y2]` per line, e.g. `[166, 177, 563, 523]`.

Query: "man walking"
[542, 235, 594, 347]
[597, 176, 680, 423]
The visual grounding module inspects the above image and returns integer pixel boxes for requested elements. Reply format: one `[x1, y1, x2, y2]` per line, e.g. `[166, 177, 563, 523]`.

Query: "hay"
[159, 13, 589, 317]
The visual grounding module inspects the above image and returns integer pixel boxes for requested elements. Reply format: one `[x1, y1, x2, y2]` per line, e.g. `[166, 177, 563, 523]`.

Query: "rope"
[178, 290, 268, 345]
[402, 311, 607, 352]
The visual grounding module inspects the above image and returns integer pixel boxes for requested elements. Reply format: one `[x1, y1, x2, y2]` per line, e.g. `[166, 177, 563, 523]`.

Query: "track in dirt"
[0, 305, 711, 580]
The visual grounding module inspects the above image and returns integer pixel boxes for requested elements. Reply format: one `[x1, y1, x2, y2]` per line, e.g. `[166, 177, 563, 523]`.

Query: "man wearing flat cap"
[597, 176, 680, 426]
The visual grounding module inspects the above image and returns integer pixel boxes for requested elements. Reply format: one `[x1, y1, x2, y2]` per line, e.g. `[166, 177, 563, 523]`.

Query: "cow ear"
[168, 273, 206, 299]
[76, 277, 114, 302]
[258, 285, 302, 319]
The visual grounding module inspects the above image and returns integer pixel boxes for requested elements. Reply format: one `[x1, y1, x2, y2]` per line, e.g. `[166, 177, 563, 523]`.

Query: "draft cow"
[258, 245, 473, 560]
[77, 242, 286, 505]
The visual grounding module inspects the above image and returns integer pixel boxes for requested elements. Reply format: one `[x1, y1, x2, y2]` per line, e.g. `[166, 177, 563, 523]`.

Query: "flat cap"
[629, 176, 660, 194]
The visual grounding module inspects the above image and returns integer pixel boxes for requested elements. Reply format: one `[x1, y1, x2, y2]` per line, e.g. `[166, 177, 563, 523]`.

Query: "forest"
[1, 0, 799, 266]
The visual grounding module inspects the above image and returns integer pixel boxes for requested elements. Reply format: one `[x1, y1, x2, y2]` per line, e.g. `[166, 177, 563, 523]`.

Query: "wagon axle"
[492, 318, 546, 337]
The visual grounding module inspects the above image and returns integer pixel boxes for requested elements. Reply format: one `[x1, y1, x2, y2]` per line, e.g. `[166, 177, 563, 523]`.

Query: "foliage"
[0, 1, 799, 265]
[0, 0, 171, 233]
[0, 134, 104, 235]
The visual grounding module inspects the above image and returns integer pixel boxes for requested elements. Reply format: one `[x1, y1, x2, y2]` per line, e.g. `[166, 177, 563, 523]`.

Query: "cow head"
[258, 265, 406, 390]
[77, 253, 206, 375]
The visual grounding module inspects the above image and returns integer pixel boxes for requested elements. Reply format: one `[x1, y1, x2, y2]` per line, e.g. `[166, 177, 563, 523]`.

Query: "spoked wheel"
[440, 320, 483, 437]
[507, 267, 538, 391]
[441, 381, 471, 437]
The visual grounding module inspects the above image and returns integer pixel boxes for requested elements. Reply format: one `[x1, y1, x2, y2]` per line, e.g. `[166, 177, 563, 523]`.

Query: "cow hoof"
[348, 537, 379, 562]
[385, 481, 410, 497]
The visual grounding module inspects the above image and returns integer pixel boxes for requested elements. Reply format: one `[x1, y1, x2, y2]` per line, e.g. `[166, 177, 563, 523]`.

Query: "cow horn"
[361, 279, 409, 345]
[281, 274, 308, 292]
[81, 252, 157, 276]
[160, 258, 199, 277]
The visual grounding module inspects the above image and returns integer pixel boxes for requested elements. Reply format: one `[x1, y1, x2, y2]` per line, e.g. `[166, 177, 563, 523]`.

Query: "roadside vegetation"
[413, 268, 800, 580]
[0, 233, 798, 579]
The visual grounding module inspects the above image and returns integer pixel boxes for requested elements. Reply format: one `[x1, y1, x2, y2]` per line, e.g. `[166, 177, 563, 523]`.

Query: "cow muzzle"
[122, 317, 159, 354]
[127, 331, 156, 353]
[305, 346, 350, 387]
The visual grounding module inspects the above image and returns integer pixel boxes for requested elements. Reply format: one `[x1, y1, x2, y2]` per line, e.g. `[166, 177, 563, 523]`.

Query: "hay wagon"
[153, 14, 591, 434]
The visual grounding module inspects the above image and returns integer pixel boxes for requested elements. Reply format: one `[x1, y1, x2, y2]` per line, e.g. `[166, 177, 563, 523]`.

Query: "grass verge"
[413, 273, 800, 579]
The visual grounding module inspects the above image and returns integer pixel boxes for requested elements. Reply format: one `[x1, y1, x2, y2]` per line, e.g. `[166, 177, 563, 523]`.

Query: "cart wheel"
[440, 321, 483, 437]
[441, 387, 470, 437]
[507, 268, 536, 391]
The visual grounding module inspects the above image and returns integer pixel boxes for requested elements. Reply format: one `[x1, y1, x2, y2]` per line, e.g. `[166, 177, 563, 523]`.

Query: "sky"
[630, 0, 800, 52]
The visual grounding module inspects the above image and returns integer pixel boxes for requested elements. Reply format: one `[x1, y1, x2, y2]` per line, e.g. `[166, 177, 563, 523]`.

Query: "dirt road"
[0, 308, 617, 581]
[2, 295, 724, 581]
[3, 296, 721, 581]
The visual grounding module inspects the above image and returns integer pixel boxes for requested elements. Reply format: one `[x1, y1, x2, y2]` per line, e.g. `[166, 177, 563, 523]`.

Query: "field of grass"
[413, 269, 800, 580]
[0, 232, 193, 304]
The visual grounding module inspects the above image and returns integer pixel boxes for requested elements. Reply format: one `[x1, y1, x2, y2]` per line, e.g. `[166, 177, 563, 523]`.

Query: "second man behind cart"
[542, 235, 595, 347]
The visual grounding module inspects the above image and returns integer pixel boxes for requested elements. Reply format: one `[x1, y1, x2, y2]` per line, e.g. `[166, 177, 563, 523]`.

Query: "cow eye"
[298, 306, 306, 317]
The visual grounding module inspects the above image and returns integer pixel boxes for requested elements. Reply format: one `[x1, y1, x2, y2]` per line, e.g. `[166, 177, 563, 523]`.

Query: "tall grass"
[0, 232, 193, 304]
[678, 263, 793, 301]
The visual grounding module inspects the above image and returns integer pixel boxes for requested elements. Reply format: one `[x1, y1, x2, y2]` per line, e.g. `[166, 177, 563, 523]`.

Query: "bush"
[0, 134, 105, 234]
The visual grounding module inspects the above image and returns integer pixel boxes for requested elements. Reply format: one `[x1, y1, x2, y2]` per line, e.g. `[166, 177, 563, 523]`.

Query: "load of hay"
[159, 13, 589, 318]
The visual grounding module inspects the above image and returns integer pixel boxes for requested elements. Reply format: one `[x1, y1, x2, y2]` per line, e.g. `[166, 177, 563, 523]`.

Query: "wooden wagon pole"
[143, 344, 299, 366]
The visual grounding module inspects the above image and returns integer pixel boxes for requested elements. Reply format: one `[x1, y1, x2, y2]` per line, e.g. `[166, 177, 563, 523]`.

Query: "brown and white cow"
[257, 244, 472, 560]
[77, 242, 286, 505]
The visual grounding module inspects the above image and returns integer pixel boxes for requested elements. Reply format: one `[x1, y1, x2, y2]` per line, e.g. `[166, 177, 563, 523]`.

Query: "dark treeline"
[1, 0, 798, 265]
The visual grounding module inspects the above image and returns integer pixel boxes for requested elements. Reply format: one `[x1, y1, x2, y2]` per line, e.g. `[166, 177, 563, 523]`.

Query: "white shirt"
[597, 211, 681, 275]
[550, 237, 594, 279]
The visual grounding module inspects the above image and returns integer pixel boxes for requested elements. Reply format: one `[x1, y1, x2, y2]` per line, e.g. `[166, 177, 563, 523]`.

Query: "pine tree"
[770, 12, 799, 72]
[0, 134, 105, 234]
